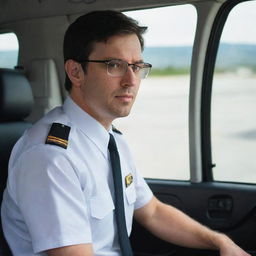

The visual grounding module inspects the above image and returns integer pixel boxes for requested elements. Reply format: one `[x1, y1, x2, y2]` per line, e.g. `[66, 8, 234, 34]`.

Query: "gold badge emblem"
[125, 173, 133, 187]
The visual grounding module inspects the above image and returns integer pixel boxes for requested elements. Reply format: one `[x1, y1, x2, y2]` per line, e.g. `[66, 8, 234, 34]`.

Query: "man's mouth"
[115, 94, 133, 103]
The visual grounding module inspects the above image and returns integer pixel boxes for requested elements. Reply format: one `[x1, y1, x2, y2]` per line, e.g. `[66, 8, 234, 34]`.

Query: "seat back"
[0, 68, 34, 256]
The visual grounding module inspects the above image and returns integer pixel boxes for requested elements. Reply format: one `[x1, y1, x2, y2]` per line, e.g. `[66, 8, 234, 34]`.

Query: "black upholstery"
[0, 68, 34, 256]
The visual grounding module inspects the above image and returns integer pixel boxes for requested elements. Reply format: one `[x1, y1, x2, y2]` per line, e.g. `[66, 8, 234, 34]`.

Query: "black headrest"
[0, 68, 34, 121]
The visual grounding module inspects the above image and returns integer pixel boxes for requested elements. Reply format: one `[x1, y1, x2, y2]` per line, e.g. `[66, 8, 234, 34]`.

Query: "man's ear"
[64, 60, 84, 88]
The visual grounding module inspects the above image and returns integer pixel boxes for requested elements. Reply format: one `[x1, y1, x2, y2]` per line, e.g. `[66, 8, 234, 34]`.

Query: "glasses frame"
[79, 59, 152, 79]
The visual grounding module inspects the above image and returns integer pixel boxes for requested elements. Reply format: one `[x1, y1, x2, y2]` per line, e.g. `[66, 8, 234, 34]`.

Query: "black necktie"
[108, 133, 133, 256]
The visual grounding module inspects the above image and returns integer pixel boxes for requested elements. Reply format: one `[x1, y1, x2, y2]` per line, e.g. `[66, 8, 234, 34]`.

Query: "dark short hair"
[63, 10, 147, 91]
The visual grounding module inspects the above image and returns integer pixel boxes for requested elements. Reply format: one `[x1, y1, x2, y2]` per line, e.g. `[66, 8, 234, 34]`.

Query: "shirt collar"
[63, 96, 110, 158]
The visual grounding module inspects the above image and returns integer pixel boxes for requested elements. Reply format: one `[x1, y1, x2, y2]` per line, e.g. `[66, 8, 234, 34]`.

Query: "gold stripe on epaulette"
[46, 136, 68, 147]
[47, 135, 68, 144]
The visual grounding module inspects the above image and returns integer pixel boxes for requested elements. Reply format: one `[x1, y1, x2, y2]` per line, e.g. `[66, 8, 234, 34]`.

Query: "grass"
[149, 66, 189, 76]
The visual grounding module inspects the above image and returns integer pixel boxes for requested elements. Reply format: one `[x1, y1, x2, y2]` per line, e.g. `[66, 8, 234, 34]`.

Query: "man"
[1, 10, 250, 256]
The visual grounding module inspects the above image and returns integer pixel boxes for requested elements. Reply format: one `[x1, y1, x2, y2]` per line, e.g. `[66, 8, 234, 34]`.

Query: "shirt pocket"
[89, 192, 115, 219]
[125, 183, 137, 205]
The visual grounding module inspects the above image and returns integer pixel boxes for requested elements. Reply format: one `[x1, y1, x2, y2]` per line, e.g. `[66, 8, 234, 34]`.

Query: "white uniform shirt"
[1, 97, 153, 256]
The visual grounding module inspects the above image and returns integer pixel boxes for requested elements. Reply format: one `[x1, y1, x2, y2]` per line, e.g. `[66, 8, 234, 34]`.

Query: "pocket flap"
[89, 194, 115, 219]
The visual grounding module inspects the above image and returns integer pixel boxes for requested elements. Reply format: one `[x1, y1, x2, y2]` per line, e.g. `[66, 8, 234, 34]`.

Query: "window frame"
[201, 0, 252, 182]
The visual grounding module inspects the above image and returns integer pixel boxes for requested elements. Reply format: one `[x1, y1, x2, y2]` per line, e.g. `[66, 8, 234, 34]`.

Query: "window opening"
[0, 32, 19, 69]
[114, 5, 197, 180]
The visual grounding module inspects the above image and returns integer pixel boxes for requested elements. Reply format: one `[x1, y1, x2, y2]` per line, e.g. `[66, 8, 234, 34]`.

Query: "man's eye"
[133, 65, 141, 72]
[108, 61, 121, 68]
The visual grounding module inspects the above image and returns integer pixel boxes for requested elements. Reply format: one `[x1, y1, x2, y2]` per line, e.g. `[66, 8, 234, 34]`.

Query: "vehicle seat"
[0, 68, 34, 256]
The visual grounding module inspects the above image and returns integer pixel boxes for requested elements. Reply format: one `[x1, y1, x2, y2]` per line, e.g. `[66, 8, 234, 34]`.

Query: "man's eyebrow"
[106, 58, 145, 63]
[134, 60, 144, 64]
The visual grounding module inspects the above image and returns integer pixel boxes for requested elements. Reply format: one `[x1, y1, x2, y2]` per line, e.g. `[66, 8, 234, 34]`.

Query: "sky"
[0, 2, 255, 50]
[0, 33, 18, 50]
[126, 2, 256, 47]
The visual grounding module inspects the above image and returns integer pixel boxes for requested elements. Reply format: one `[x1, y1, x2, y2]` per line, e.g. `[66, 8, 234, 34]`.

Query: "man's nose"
[120, 66, 138, 87]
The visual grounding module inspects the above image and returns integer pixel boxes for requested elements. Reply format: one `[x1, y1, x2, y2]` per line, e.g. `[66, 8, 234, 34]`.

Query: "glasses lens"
[106, 60, 152, 78]
[139, 64, 152, 79]
[107, 60, 126, 77]
[139, 68, 148, 79]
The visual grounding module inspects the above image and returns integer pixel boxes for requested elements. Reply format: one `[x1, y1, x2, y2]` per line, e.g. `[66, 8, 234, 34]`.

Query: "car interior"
[0, 0, 256, 255]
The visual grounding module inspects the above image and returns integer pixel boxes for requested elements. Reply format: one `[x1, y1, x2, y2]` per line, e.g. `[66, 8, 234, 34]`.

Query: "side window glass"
[0, 32, 19, 68]
[212, 1, 256, 183]
[114, 5, 197, 180]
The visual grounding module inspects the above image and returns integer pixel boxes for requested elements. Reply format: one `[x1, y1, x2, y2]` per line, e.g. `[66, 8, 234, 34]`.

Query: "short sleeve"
[133, 168, 153, 210]
[14, 145, 92, 253]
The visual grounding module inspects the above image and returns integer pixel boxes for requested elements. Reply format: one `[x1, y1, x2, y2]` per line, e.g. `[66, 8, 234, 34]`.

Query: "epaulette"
[112, 125, 122, 135]
[45, 123, 71, 149]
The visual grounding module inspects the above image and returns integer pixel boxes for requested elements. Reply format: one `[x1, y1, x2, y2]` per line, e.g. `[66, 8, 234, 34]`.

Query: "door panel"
[131, 180, 256, 256]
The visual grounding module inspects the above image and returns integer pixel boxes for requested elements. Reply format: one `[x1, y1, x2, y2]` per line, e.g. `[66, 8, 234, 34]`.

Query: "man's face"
[72, 34, 143, 127]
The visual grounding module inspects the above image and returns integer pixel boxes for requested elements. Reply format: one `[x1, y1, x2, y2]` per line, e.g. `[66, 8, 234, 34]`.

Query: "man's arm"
[134, 196, 250, 256]
[47, 244, 94, 256]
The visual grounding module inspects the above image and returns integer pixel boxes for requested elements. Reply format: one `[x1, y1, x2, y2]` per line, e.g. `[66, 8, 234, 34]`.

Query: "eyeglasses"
[79, 59, 152, 79]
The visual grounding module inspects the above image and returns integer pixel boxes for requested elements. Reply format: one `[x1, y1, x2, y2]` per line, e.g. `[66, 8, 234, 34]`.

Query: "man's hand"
[214, 233, 250, 256]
